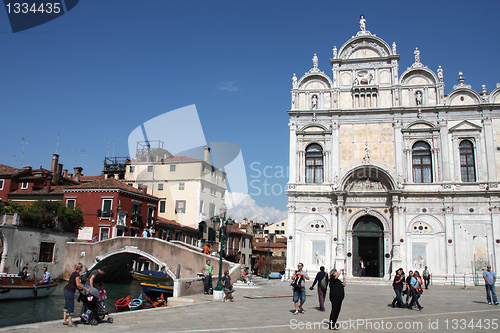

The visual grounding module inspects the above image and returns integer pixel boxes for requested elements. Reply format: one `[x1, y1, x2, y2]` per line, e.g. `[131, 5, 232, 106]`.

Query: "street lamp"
[211, 203, 234, 291]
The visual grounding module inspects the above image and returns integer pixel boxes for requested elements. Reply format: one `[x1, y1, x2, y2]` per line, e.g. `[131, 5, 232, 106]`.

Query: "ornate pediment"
[347, 178, 387, 193]
[449, 120, 482, 133]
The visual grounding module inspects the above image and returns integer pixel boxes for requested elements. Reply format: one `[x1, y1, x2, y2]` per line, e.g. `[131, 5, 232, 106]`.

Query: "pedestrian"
[309, 266, 328, 311]
[390, 268, 405, 308]
[92, 234, 98, 243]
[203, 243, 210, 255]
[81, 266, 107, 289]
[202, 260, 213, 294]
[359, 259, 365, 277]
[98, 282, 107, 307]
[222, 270, 234, 302]
[328, 268, 346, 330]
[35, 266, 52, 286]
[422, 266, 430, 289]
[63, 263, 90, 327]
[404, 270, 413, 307]
[291, 262, 310, 315]
[142, 228, 149, 238]
[18, 266, 28, 281]
[483, 264, 498, 305]
[149, 226, 155, 237]
[408, 271, 423, 310]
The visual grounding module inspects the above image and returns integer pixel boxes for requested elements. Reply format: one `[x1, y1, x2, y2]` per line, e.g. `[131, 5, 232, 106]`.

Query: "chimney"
[22, 166, 32, 171]
[51, 154, 59, 185]
[141, 186, 148, 194]
[63, 169, 68, 178]
[74, 167, 83, 182]
[204, 146, 211, 164]
[57, 164, 63, 183]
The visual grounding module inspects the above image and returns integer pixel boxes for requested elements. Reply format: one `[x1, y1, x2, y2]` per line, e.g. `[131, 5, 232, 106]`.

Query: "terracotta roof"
[156, 216, 198, 232]
[79, 174, 105, 182]
[253, 242, 287, 249]
[8, 185, 66, 197]
[0, 164, 25, 177]
[64, 178, 158, 200]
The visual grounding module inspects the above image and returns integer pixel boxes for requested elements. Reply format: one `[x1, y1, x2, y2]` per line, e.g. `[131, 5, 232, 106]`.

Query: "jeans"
[64, 289, 75, 315]
[486, 284, 498, 304]
[203, 275, 212, 293]
[293, 287, 306, 303]
[408, 288, 422, 309]
[392, 288, 404, 307]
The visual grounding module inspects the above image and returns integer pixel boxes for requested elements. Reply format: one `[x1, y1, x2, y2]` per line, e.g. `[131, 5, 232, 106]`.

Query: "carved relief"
[348, 178, 387, 192]
[353, 70, 374, 85]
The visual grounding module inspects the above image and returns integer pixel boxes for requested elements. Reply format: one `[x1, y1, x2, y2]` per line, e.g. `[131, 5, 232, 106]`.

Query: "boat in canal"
[128, 294, 143, 310]
[133, 270, 172, 282]
[115, 295, 131, 312]
[0, 274, 57, 300]
[139, 282, 173, 298]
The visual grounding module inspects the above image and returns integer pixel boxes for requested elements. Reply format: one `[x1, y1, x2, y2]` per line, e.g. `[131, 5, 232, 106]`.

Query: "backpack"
[290, 275, 303, 289]
[319, 276, 328, 291]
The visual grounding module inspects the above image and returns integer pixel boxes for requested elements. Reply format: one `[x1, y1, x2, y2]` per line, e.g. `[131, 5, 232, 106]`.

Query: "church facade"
[286, 18, 500, 283]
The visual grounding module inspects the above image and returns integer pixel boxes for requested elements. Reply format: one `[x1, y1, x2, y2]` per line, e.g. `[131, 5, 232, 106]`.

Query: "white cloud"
[217, 81, 240, 91]
[225, 192, 287, 223]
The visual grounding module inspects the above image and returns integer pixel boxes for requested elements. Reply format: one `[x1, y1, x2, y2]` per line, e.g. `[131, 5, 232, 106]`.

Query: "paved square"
[3, 278, 499, 332]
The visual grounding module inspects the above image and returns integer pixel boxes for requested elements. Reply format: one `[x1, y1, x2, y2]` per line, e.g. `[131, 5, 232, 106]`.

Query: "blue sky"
[1, 1, 499, 222]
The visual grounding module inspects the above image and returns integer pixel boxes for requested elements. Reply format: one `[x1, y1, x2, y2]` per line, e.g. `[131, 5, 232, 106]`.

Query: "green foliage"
[0, 200, 83, 233]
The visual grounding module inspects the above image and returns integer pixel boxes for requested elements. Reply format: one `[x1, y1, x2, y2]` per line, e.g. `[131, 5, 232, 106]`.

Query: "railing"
[97, 210, 113, 218]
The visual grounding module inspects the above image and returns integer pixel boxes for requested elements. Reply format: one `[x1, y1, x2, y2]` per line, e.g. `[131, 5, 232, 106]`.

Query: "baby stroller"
[78, 288, 113, 326]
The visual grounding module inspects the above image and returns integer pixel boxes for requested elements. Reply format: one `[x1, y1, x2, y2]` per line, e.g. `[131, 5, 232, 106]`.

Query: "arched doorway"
[352, 215, 384, 277]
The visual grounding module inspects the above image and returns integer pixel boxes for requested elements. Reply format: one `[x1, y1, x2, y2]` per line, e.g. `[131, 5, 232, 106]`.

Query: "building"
[264, 218, 288, 236]
[225, 224, 253, 269]
[124, 141, 226, 242]
[63, 178, 159, 241]
[286, 17, 500, 283]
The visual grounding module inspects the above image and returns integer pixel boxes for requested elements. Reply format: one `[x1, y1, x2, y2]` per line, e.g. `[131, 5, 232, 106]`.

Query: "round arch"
[89, 247, 176, 280]
[407, 214, 444, 234]
[346, 208, 390, 233]
[341, 164, 397, 193]
[297, 214, 330, 232]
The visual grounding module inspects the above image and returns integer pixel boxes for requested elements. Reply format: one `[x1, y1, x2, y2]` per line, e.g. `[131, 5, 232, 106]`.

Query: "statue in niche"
[364, 143, 370, 159]
[292, 73, 297, 88]
[392, 42, 397, 54]
[414, 47, 420, 63]
[415, 91, 423, 105]
[312, 53, 318, 69]
[359, 14, 366, 31]
[311, 94, 318, 109]
[437, 66, 443, 82]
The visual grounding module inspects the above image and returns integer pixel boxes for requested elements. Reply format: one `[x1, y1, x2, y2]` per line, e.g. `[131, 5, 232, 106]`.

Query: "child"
[98, 282, 107, 307]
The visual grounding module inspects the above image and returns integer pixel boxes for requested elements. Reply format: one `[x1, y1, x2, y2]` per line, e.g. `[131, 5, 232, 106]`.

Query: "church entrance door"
[352, 215, 384, 277]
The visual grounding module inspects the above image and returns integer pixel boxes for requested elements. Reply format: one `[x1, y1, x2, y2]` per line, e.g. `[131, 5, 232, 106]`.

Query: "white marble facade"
[286, 18, 500, 284]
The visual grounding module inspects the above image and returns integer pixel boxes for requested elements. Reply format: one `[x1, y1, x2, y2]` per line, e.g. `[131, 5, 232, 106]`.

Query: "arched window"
[305, 143, 323, 183]
[460, 140, 476, 182]
[412, 141, 432, 183]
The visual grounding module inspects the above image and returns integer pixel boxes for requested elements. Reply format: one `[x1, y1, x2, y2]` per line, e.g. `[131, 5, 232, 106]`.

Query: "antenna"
[20, 138, 28, 167]
[10, 154, 17, 165]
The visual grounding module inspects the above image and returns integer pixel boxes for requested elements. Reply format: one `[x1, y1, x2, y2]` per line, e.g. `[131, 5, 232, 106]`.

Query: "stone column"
[482, 117, 497, 181]
[490, 200, 500, 274]
[439, 119, 451, 181]
[286, 208, 297, 279]
[444, 200, 455, 274]
[289, 122, 297, 184]
[335, 197, 346, 271]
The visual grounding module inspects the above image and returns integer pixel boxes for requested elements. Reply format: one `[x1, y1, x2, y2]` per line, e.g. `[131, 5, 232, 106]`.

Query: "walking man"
[359, 259, 366, 277]
[202, 260, 213, 294]
[423, 266, 430, 289]
[483, 264, 498, 305]
[310, 266, 328, 311]
[292, 263, 310, 315]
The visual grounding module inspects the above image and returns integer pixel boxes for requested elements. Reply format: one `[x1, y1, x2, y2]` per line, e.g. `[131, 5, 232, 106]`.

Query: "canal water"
[0, 281, 144, 328]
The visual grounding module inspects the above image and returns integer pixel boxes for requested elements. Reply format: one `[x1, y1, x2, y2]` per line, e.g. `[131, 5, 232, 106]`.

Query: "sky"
[1, 0, 499, 223]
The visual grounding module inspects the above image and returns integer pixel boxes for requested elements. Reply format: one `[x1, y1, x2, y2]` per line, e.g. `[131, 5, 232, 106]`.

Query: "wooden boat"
[153, 293, 166, 308]
[0, 273, 57, 300]
[142, 297, 154, 309]
[133, 270, 172, 282]
[140, 282, 173, 298]
[115, 295, 130, 312]
[269, 272, 282, 279]
[128, 294, 143, 310]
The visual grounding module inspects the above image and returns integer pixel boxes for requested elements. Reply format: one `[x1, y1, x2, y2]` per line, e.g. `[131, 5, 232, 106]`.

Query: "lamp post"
[211, 203, 233, 291]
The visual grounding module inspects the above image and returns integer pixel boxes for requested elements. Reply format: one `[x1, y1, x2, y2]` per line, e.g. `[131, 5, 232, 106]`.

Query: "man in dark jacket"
[310, 266, 329, 311]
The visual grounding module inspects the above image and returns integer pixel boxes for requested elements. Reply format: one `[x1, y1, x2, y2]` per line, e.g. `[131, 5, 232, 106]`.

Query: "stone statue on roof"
[312, 53, 318, 69]
[392, 42, 397, 54]
[414, 47, 420, 64]
[360, 14, 366, 31]
[437, 66, 443, 82]
[292, 73, 297, 88]
[332, 46, 337, 59]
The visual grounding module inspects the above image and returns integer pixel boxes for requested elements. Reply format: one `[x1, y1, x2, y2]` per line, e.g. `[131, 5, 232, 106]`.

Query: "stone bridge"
[64, 237, 240, 297]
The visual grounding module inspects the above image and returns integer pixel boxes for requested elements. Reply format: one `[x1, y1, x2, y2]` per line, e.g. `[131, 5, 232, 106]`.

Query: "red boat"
[153, 293, 166, 308]
[142, 297, 154, 309]
[115, 295, 131, 312]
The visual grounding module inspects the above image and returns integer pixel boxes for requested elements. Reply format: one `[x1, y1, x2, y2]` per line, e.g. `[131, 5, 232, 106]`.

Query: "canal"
[0, 281, 145, 328]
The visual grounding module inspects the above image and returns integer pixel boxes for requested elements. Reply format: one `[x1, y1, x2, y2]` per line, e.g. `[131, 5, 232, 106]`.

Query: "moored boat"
[115, 295, 131, 312]
[142, 297, 154, 309]
[153, 293, 166, 308]
[128, 294, 143, 310]
[268, 272, 282, 279]
[140, 282, 173, 298]
[133, 270, 172, 282]
[0, 274, 57, 300]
